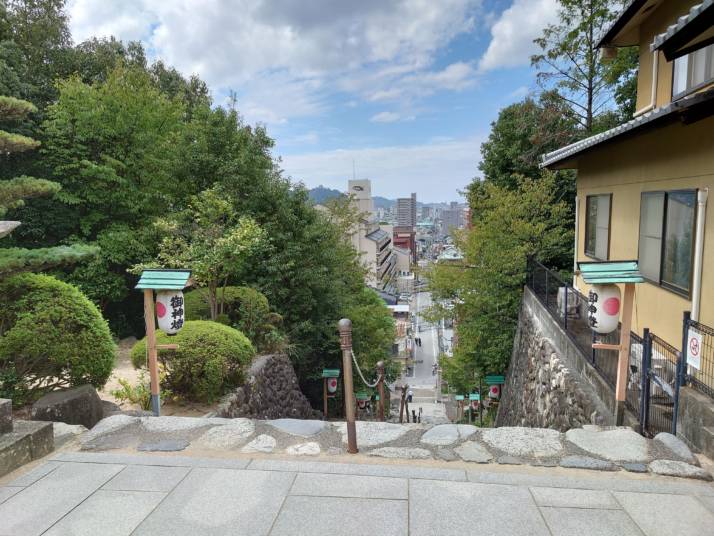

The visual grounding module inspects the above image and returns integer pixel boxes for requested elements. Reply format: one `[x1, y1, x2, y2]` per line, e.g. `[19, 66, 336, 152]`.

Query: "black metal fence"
[685, 316, 714, 399]
[641, 333, 682, 436]
[527, 257, 619, 389]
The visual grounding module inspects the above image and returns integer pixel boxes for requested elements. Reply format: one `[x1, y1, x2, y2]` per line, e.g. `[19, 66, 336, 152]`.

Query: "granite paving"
[1, 452, 713, 535]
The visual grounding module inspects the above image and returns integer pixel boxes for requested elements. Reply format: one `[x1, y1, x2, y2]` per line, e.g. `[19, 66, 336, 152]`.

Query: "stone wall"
[497, 287, 614, 431]
[217, 353, 321, 420]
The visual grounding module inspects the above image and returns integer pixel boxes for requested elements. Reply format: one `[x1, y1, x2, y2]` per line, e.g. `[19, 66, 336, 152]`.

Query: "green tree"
[148, 186, 266, 320]
[531, 0, 638, 132]
[430, 174, 572, 393]
[0, 95, 95, 276]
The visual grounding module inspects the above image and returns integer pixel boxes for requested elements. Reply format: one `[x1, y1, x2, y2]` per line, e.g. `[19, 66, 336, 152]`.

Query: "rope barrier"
[351, 350, 382, 388]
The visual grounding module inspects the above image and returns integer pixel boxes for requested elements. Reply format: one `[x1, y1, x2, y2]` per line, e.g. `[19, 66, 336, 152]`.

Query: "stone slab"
[481, 427, 563, 458]
[0, 398, 11, 434]
[614, 491, 714, 536]
[566, 428, 649, 462]
[137, 439, 190, 452]
[648, 460, 712, 481]
[43, 490, 165, 536]
[102, 465, 190, 492]
[140, 416, 224, 433]
[454, 441, 494, 463]
[8, 461, 61, 486]
[270, 495, 407, 536]
[409, 479, 550, 536]
[621, 463, 648, 473]
[247, 459, 467, 481]
[52, 451, 250, 469]
[367, 446, 432, 459]
[540, 506, 643, 536]
[559, 456, 618, 471]
[193, 419, 254, 449]
[0, 461, 124, 536]
[653, 432, 697, 464]
[286, 442, 320, 456]
[467, 470, 714, 496]
[333, 421, 410, 447]
[530, 487, 619, 509]
[132, 468, 295, 536]
[241, 434, 276, 453]
[81, 415, 138, 444]
[0, 486, 21, 505]
[436, 447, 457, 461]
[0, 420, 54, 478]
[420, 424, 477, 445]
[268, 418, 326, 437]
[290, 472, 407, 499]
[53, 422, 87, 447]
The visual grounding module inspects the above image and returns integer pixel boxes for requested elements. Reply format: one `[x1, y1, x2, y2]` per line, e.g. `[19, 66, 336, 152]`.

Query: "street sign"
[485, 375, 505, 385]
[469, 393, 480, 401]
[322, 369, 340, 378]
[687, 328, 702, 370]
[455, 395, 465, 401]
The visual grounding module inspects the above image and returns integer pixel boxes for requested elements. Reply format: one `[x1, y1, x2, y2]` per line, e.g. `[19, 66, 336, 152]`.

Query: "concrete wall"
[497, 287, 621, 430]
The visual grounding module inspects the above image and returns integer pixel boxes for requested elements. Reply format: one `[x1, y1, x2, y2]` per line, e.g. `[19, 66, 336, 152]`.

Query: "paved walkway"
[1, 451, 714, 535]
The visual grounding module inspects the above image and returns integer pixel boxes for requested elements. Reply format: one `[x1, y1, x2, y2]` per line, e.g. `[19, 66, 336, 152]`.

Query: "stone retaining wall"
[497, 287, 615, 431]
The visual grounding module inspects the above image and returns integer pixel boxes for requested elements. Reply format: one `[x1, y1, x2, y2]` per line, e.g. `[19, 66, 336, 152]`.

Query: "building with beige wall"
[543, 0, 714, 348]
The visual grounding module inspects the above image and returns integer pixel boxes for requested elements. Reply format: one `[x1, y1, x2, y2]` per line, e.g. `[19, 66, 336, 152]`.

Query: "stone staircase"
[0, 398, 54, 477]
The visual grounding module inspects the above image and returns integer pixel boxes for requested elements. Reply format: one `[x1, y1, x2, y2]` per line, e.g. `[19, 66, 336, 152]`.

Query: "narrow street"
[396, 290, 448, 423]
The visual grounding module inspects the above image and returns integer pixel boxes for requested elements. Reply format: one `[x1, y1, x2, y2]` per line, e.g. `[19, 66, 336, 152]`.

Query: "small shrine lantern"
[587, 283, 621, 334]
[156, 289, 185, 335]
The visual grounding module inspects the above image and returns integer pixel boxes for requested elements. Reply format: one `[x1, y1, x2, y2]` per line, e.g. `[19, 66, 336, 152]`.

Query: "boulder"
[31, 385, 104, 429]
[217, 354, 320, 420]
[0, 398, 11, 434]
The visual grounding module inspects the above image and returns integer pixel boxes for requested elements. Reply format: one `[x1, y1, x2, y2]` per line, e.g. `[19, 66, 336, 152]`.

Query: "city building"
[440, 202, 464, 237]
[392, 225, 417, 263]
[542, 0, 714, 348]
[396, 193, 417, 227]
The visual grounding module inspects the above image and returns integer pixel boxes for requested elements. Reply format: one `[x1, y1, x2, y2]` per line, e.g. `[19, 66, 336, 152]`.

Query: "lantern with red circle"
[156, 290, 185, 335]
[488, 385, 500, 399]
[587, 284, 621, 334]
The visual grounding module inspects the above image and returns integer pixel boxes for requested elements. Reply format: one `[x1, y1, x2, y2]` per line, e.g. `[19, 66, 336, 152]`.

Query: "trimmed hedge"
[0, 273, 116, 404]
[130, 320, 254, 402]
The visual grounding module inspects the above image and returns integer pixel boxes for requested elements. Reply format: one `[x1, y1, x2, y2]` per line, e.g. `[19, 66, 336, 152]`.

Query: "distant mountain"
[373, 196, 395, 209]
[308, 185, 343, 204]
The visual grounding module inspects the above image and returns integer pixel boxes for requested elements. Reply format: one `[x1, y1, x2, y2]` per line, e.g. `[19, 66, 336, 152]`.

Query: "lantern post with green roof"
[135, 269, 192, 416]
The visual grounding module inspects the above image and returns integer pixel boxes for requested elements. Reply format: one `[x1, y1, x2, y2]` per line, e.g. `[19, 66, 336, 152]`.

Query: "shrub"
[0, 273, 116, 405]
[130, 320, 254, 402]
[184, 286, 283, 350]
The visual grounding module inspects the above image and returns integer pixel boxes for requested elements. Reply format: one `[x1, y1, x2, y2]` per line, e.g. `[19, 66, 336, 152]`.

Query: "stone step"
[0, 398, 12, 434]
[0, 420, 54, 478]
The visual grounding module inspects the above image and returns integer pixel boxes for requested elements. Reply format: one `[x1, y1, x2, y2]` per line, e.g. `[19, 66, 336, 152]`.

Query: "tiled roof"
[541, 86, 714, 168]
[595, 0, 646, 48]
[651, 0, 714, 58]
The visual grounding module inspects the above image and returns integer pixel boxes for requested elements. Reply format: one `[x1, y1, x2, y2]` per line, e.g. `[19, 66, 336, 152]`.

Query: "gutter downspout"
[634, 51, 659, 117]
[573, 196, 580, 289]
[692, 189, 709, 321]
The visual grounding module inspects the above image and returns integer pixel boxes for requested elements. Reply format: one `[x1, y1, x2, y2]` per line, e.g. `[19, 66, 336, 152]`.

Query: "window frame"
[584, 193, 612, 261]
[637, 189, 697, 298]
[671, 44, 714, 101]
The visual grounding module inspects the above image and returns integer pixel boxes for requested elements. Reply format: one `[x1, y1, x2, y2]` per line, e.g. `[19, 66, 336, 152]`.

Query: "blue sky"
[67, 0, 559, 202]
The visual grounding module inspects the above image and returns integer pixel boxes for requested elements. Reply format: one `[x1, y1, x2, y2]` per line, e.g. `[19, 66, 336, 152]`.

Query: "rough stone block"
[648, 460, 712, 481]
[0, 398, 12, 434]
[31, 385, 104, 429]
[653, 432, 697, 464]
[0, 420, 54, 477]
[15, 420, 54, 460]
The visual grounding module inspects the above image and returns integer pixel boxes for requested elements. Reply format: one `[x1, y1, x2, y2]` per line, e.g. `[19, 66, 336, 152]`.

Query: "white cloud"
[478, 0, 559, 72]
[280, 136, 484, 202]
[67, 0, 482, 124]
[370, 111, 416, 123]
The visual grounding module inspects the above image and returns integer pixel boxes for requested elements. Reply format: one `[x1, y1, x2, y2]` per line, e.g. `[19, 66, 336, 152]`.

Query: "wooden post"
[376, 361, 385, 421]
[339, 319, 358, 453]
[615, 282, 635, 425]
[143, 289, 160, 416]
[323, 377, 328, 420]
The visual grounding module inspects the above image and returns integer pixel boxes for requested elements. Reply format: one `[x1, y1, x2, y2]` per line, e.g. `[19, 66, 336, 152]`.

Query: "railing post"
[673, 311, 692, 435]
[338, 318, 358, 453]
[376, 360, 385, 422]
[545, 269, 549, 307]
[681, 311, 691, 387]
[639, 328, 650, 435]
[642, 329, 652, 434]
[564, 284, 569, 330]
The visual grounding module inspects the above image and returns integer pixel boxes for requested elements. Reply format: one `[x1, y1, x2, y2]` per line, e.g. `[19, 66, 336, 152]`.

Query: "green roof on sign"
[322, 369, 340, 378]
[577, 261, 644, 284]
[469, 393, 480, 401]
[356, 391, 370, 401]
[135, 269, 191, 290]
[455, 395, 465, 401]
[485, 375, 505, 385]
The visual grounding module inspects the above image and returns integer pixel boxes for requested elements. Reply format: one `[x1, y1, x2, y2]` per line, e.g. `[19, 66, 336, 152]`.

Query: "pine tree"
[0, 95, 96, 275]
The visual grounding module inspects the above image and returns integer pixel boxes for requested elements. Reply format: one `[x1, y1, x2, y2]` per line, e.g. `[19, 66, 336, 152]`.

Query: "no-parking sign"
[687, 328, 702, 370]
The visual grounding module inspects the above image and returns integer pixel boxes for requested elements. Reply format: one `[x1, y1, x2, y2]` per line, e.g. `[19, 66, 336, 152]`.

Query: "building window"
[585, 194, 611, 260]
[638, 190, 696, 294]
[673, 44, 714, 98]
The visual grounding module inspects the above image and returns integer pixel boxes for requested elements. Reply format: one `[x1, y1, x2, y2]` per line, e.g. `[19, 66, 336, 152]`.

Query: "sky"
[66, 0, 560, 202]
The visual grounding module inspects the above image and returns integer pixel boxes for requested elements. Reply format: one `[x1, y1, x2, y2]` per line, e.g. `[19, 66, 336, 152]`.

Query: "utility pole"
[377, 361, 385, 422]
